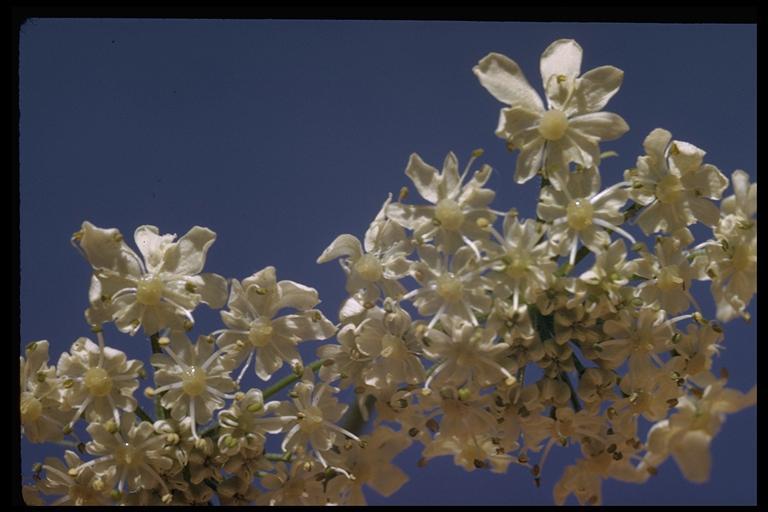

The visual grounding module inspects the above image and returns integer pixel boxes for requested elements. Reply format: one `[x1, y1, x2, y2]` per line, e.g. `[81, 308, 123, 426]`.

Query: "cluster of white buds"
[21, 39, 755, 506]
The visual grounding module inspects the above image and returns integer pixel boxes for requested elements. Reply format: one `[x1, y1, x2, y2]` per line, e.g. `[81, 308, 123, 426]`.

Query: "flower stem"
[262, 359, 326, 400]
[149, 333, 168, 420]
[135, 405, 153, 423]
[265, 452, 292, 462]
[559, 371, 582, 412]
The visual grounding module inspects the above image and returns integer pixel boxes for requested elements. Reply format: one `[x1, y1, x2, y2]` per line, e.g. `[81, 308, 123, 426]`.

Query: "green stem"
[623, 201, 643, 222]
[262, 359, 325, 400]
[265, 452, 292, 462]
[135, 405, 153, 423]
[560, 371, 582, 412]
[555, 246, 590, 276]
[200, 425, 219, 439]
[149, 333, 168, 420]
[341, 394, 376, 437]
[569, 346, 587, 376]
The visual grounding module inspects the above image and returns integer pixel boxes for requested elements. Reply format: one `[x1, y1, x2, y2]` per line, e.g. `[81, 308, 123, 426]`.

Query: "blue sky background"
[19, 20, 756, 505]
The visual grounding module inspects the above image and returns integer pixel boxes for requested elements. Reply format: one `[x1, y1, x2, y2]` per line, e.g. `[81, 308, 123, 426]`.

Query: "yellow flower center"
[248, 320, 274, 348]
[436, 274, 464, 303]
[21, 395, 43, 422]
[538, 109, 569, 141]
[655, 174, 685, 204]
[84, 367, 113, 397]
[657, 265, 684, 292]
[114, 442, 145, 468]
[435, 199, 465, 231]
[566, 199, 594, 231]
[136, 275, 164, 306]
[181, 366, 208, 396]
[354, 254, 384, 282]
[301, 405, 325, 433]
[505, 252, 530, 279]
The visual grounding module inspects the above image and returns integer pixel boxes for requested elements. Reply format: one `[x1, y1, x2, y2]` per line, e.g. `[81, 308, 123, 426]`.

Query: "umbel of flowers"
[21, 39, 756, 506]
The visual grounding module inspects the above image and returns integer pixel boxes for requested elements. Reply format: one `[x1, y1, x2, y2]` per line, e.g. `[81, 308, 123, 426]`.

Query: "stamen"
[190, 400, 198, 439]
[401, 288, 428, 302]
[50, 495, 71, 507]
[427, 304, 447, 330]
[201, 344, 239, 371]
[151, 382, 184, 395]
[323, 421, 363, 444]
[160, 296, 195, 327]
[162, 346, 189, 371]
[110, 287, 138, 302]
[683, 290, 702, 312]
[592, 218, 636, 244]
[204, 386, 238, 400]
[71, 454, 114, 475]
[488, 225, 507, 246]
[67, 395, 94, 429]
[107, 394, 121, 426]
[463, 302, 479, 327]
[666, 314, 693, 327]
[117, 466, 128, 494]
[237, 352, 254, 385]
[537, 437, 557, 479]
[590, 181, 630, 205]
[461, 235, 482, 261]
[569, 239, 579, 267]
[45, 463, 78, 486]
[141, 461, 171, 497]
[423, 361, 448, 391]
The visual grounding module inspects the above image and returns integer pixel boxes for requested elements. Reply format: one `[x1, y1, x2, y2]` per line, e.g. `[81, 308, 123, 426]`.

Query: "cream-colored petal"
[474, 52, 544, 112]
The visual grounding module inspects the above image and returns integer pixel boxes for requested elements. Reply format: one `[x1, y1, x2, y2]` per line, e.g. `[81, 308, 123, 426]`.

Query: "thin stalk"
[262, 359, 325, 400]
[150, 333, 169, 420]
[135, 405, 153, 423]
[560, 372, 582, 412]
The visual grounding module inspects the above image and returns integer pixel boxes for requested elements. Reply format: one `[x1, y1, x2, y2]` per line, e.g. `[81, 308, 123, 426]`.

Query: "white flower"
[257, 459, 329, 506]
[275, 368, 361, 472]
[38, 451, 113, 506]
[217, 475, 261, 505]
[422, 318, 516, 392]
[615, 357, 685, 422]
[673, 322, 724, 381]
[387, 151, 496, 256]
[718, 169, 756, 236]
[214, 266, 336, 380]
[538, 167, 633, 265]
[217, 388, 290, 457]
[571, 238, 636, 317]
[74, 412, 174, 499]
[639, 378, 756, 483]
[349, 300, 425, 388]
[626, 129, 729, 235]
[74, 221, 228, 335]
[420, 388, 499, 442]
[486, 217, 557, 311]
[632, 234, 699, 314]
[474, 39, 628, 185]
[598, 309, 674, 380]
[149, 331, 237, 439]
[405, 244, 492, 329]
[325, 426, 411, 505]
[422, 433, 513, 474]
[317, 195, 412, 303]
[57, 334, 143, 428]
[20, 340, 69, 443]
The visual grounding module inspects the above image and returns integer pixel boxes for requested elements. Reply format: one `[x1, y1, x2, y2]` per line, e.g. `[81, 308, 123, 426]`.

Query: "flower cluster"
[21, 39, 755, 506]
